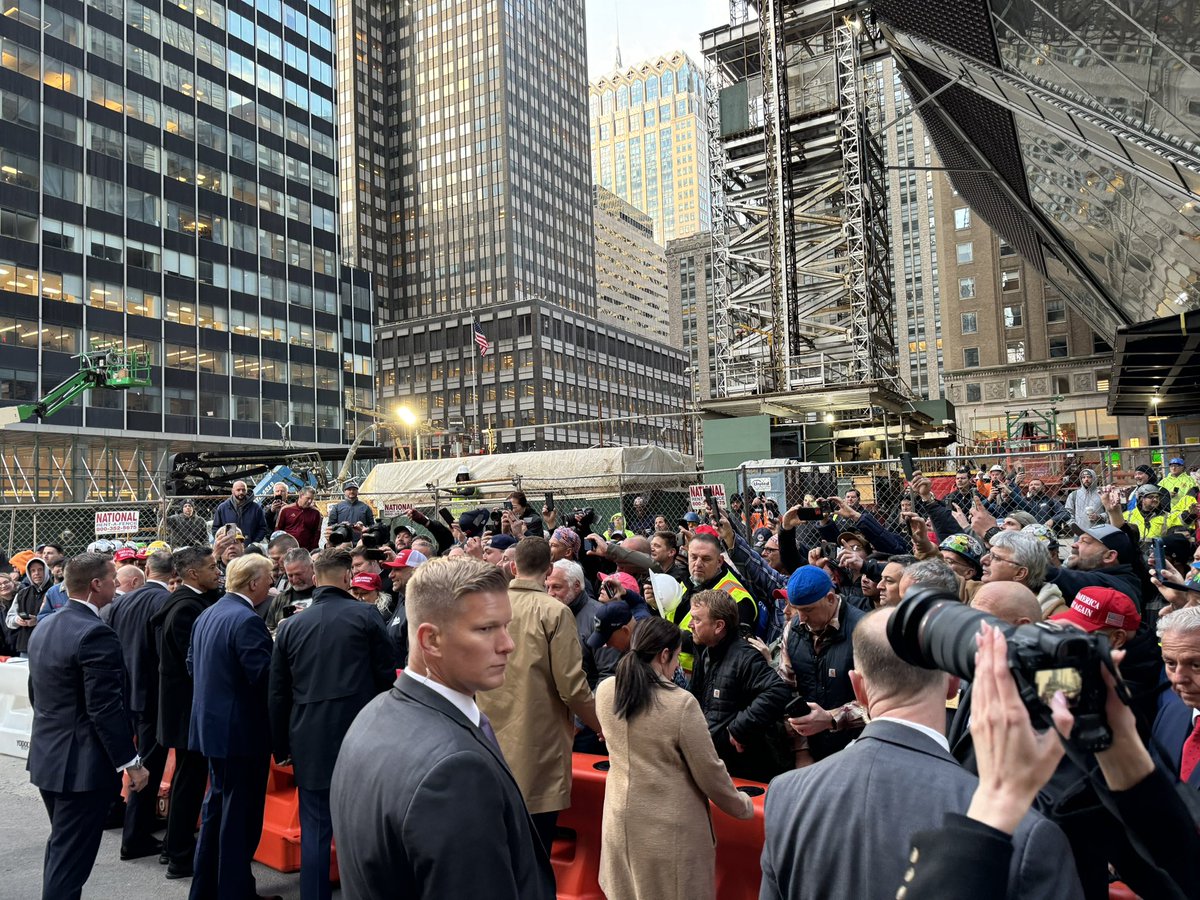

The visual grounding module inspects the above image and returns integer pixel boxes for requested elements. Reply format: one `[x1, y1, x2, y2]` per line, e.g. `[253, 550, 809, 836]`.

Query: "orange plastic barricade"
[1109, 884, 1139, 900]
[551, 754, 608, 900]
[253, 760, 339, 883]
[553, 754, 768, 900]
[714, 777, 768, 900]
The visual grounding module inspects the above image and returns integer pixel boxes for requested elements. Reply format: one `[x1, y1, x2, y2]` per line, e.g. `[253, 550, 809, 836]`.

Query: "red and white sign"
[94, 510, 140, 535]
[688, 483, 727, 512]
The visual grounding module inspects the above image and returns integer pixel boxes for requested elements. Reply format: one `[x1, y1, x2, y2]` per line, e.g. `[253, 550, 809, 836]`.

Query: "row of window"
[960, 336, 1072, 369]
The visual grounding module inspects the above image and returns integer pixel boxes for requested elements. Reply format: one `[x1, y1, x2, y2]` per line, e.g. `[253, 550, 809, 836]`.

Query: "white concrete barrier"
[0, 658, 32, 759]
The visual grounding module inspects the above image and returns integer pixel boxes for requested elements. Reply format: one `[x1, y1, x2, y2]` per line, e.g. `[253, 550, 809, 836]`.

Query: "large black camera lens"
[887, 586, 1009, 681]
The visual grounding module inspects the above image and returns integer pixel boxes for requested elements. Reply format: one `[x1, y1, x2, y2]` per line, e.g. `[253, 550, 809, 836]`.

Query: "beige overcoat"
[595, 677, 753, 900]
[477, 578, 594, 814]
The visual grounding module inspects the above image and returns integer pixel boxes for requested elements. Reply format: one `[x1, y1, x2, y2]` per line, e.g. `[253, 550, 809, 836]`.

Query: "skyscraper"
[375, 0, 689, 454]
[0, 0, 373, 500]
[592, 185, 670, 341]
[589, 51, 710, 244]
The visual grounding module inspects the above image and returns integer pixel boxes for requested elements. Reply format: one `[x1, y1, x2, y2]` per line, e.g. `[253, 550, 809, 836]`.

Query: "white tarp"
[360, 446, 698, 501]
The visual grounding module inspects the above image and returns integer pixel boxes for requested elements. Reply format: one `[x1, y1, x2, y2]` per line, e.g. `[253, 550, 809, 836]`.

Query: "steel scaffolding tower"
[702, 1, 902, 405]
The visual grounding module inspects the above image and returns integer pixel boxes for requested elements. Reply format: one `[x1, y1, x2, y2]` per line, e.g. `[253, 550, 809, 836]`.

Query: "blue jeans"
[298, 786, 333, 900]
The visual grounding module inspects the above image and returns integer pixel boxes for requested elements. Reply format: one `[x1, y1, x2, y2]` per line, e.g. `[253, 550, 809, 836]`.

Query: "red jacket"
[276, 503, 322, 550]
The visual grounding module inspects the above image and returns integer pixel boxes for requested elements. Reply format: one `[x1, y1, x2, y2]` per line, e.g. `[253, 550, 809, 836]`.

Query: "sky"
[584, 0, 730, 80]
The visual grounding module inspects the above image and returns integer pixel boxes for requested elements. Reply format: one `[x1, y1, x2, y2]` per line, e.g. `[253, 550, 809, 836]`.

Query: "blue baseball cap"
[786, 565, 834, 607]
[487, 534, 518, 552]
[1169, 457, 1185, 466]
[587, 601, 633, 649]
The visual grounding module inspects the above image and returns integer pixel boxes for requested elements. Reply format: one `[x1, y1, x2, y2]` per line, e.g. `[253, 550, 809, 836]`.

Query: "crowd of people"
[2, 458, 1200, 900]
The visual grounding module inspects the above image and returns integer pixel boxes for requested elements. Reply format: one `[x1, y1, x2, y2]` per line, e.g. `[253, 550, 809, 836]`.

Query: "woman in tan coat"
[596, 617, 754, 900]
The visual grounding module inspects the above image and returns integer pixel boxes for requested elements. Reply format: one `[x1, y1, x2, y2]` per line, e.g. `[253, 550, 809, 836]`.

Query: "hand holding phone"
[900, 452, 916, 480]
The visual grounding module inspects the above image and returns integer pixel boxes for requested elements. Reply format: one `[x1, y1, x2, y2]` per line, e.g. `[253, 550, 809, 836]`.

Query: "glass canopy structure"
[874, 0, 1200, 410]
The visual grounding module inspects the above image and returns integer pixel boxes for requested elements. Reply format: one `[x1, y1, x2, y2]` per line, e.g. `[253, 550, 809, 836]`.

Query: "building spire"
[614, 0, 622, 69]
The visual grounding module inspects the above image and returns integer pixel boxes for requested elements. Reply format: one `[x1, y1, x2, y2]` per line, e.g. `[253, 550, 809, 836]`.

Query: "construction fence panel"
[738, 448, 1118, 539]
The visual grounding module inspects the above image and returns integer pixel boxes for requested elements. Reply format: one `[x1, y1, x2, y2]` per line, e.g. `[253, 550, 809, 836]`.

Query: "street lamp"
[397, 405, 422, 460]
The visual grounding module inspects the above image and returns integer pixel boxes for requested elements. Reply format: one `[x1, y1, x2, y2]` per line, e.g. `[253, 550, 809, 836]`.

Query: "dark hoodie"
[10, 556, 51, 655]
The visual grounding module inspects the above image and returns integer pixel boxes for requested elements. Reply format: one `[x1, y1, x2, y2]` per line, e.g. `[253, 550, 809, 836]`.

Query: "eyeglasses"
[984, 552, 1019, 566]
[762, 546, 780, 554]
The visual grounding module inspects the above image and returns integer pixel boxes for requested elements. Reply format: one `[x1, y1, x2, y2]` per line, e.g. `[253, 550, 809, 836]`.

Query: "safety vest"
[671, 570, 765, 673]
[1159, 473, 1195, 512]
[1126, 507, 1184, 543]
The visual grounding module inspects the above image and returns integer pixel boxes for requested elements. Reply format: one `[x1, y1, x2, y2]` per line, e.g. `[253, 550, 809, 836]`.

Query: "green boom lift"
[0, 350, 152, 427]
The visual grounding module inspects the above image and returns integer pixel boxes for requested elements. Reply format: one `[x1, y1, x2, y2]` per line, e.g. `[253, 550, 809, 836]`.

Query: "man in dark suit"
[269, 547, 394, 900]
[187, 553, 277, 900]
[1154, 606, 1200, 790]
[107, 548, 174, 860]
[149, 546, 222, 880]
[27, 552, 150, 900]
[759, 608, 1082, 900]
[331, 557, 555, 900]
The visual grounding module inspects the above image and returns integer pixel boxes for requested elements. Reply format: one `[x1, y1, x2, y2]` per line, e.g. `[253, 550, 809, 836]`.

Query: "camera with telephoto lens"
[360, 524, 391, 560]
[887, 587, 1127, 752]
[327, 523, 354, 547]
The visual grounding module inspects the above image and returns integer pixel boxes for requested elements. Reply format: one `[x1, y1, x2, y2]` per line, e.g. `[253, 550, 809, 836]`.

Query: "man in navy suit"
[1153, 606, 1200, 789]
[269, 547, 394, 900]
[27, 552, 150, 900]
[107, 548, 174, 860]
[187, 553, 277, 900]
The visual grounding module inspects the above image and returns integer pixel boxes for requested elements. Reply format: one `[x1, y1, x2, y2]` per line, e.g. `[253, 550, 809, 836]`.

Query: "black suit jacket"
[1153, 691, 1200, 790]
[268, 586, 394, 789]
[107, 580, 170, 717]
[27, 601, 137, 794]
[149, 584, 220, 748]
[331, 674, 555, 900]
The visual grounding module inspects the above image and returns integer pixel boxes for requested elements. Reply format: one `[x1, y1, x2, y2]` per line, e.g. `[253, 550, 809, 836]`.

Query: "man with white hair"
[545, 560, 619, 684]
[115, 564, 145, 597]
[981, 530, 1065, 618]
[1152, 606, 1200, 791]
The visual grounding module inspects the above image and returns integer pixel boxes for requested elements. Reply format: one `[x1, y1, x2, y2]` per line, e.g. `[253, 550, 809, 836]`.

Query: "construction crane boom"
[0, 351, 153, 427]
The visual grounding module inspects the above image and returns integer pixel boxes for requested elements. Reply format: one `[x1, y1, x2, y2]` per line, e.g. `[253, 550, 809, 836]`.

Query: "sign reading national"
[94, 510, 140, 535]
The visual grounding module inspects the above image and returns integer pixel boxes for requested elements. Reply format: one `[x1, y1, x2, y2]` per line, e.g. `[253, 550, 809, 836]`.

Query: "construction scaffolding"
[702, 1, 903, 408]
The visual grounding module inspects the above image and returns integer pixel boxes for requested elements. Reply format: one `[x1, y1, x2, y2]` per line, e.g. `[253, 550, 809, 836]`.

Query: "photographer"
[502, 491, 543, 538]
[327, 481, 375, 532]
[905, 623, 1200, 900]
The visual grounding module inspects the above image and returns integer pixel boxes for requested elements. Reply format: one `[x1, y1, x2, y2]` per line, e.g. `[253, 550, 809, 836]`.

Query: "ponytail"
[612, 617, 683, 720]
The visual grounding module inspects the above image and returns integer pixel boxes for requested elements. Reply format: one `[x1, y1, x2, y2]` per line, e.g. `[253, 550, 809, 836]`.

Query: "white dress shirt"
[405, 669, 481, 727]
[228, 591, 256, 609]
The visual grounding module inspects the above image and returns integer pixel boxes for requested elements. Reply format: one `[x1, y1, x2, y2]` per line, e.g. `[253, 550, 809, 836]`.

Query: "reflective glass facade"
[877, 0, 1200, 343]
[0, 0, 373, 452]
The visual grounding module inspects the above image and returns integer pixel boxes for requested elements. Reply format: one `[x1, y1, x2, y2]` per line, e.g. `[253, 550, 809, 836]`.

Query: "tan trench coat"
[477, 578, 594, 815]
[595, 677, 753, 900]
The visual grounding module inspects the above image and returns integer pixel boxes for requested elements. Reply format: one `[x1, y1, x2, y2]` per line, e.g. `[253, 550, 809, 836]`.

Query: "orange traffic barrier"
[714, 777, 767, 900]
[551, 754, 608, 900]
[254, 760, 339, 883]
[1109, 884, 1139, 900]
[553, 753, 767, 900]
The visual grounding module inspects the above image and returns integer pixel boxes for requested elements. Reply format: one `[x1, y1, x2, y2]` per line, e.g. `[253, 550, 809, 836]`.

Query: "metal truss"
[704, 1, 902, 401]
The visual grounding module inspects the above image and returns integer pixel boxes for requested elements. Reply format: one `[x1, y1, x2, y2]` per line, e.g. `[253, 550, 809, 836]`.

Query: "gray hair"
[903, 558, 960, 594]
[283, 547, 314, 568]
[145, 550, 175, 579]
[1158, 605, 1200, 638]
[552, 558, 586, 591]
[988, 531, 1047, 589]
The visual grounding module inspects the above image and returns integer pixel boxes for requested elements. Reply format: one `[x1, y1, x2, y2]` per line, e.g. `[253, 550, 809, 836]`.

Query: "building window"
[966, 383, 982, 403]
[1049, 336, 1068, 358]
[1004, 305, 1023, 328]
[1052, 375, 1070, 396]
[956, 241, 973, 264]
[1095, 371, 1108, 392]
[1008, 378, 1027, 399]
[963, 347, 980, 368]
[1046, 298, 1066, 322]
[960, 312, 977, 335]
[999, 239, 1016, 257]
[1001, 270, 1021, 292]
[954, 207, 971, 229]
[1093, 333, 1113, 354]
[1006, 340, 1025, 363]
[958, 277, 975, 300]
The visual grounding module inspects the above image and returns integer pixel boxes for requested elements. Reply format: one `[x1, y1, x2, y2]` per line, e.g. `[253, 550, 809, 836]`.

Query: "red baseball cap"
[694, 525, 720, 538]
[381, 549, 428, 569]
[1051, 587, 1141, 633]
[113, 547, 139, 563]
[350, 573, 382, 591]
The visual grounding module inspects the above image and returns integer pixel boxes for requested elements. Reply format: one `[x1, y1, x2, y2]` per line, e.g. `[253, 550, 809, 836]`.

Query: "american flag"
[473, 321, 490, 356]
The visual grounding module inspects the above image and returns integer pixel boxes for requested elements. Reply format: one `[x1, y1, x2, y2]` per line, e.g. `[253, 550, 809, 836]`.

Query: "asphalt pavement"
[0, 754, 303, 899]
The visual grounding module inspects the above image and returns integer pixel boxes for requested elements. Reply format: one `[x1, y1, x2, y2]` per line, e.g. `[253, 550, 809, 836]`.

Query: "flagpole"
[469, 316, 479, 454]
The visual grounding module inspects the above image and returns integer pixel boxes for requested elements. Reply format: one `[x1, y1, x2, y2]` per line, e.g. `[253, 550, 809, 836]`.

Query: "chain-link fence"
[4, 446, 1199, 556]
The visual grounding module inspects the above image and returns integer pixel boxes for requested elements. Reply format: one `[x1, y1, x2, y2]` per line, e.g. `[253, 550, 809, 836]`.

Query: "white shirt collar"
[872, 716, 951, 752]
[1192, 707, 1199, 726]
[229, 591, 256, 609]
[405, 669, 481, 727]
[69, 597, 100, 617]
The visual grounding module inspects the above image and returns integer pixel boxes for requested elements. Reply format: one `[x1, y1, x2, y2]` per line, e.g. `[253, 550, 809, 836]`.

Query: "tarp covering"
[359, 446, 699, 501]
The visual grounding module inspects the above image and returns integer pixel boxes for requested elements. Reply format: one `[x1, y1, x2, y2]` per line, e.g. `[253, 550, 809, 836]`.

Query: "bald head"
[115, 564, 145, 594]
[621, 536, 650, 555]
[972, 581, 1043, 626]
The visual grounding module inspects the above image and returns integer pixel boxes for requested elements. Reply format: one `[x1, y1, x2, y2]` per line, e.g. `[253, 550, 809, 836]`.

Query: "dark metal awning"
[1108, 310, 1200, 416]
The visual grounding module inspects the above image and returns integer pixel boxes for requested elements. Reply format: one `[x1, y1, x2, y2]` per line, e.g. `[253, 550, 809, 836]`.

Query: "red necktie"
[1182, 716, 1200, 782]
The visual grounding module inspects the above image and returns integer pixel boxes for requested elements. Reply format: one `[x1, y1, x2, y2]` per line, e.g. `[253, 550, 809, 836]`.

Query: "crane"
[0, 351, 152, 427]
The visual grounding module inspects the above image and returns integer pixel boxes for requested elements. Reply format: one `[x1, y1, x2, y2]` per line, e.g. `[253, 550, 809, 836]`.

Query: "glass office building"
[0, 0, 374, 499]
